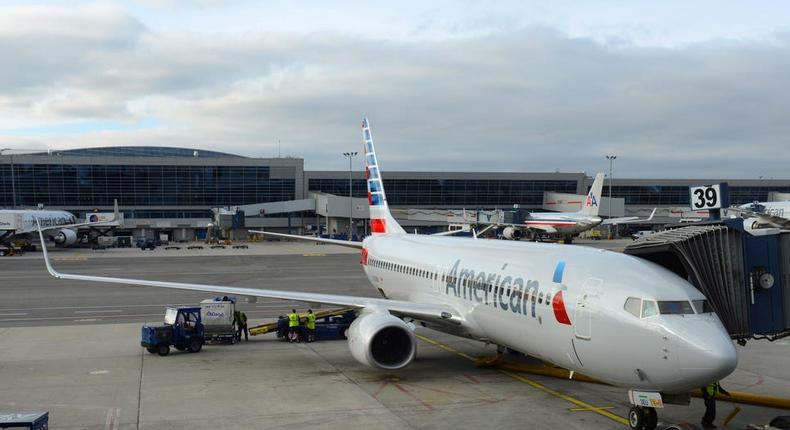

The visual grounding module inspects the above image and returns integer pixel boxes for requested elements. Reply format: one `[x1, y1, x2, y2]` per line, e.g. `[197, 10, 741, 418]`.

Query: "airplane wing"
[249, 230, 363, 249]
[37, 224, 460, 324]
[726, 207, 790, 229]
[601, 208, 657, 225]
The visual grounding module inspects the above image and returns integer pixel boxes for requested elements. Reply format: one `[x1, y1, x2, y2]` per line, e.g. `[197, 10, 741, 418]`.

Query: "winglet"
[645, 208, 656, 221]
[36, 219, 61, 279]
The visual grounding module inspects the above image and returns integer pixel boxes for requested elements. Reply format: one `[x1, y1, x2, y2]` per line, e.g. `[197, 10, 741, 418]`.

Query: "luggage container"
[200, 297, 238, 343]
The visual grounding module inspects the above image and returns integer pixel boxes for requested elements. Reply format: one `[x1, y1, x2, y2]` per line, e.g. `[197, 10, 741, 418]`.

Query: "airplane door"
[574, 293, 592, 340]
[432, 266, 444, 294]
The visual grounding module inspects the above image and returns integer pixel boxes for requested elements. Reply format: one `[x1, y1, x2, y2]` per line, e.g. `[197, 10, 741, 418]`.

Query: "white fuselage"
[0, 209, 77, 234]
[739, 201, 790, 219]
[524, 211, 603, 235]
[362, 234, 736, 394]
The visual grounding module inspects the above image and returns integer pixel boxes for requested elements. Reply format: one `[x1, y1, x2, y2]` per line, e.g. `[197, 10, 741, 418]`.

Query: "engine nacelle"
[53, 229, 77, 246]
[347, 311, 416, 370]
[742, 217, 765, 232]
[502, 226, 523, 240]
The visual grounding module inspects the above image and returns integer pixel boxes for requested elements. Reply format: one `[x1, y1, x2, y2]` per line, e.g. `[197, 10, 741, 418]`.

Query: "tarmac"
[0, 240, 787, 429]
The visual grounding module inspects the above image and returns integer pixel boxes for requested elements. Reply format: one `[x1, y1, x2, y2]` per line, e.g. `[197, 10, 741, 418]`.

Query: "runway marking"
[75, 310, 123, 314]
[104, 407, 120, 430]
[75, 318, 100, 322]
[415, 333, 629, 426]
[302, 253, 326, 257]
[569, 405, 615, 412]
[0, 313, 27, 316]
[53, 256, 87, 261]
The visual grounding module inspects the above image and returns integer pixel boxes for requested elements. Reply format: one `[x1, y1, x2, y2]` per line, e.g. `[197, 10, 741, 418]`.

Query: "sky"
[0, 1, 789, 178]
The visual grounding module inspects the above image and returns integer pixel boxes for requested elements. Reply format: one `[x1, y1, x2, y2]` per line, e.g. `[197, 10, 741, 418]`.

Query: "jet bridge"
[624, 218, 789, 342]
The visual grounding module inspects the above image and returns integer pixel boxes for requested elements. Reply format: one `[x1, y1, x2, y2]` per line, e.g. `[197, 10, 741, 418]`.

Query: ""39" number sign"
[690, 184, 722, 210]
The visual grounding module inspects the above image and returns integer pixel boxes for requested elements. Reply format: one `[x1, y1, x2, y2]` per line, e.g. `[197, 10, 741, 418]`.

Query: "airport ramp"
[625, 224, 750, 338]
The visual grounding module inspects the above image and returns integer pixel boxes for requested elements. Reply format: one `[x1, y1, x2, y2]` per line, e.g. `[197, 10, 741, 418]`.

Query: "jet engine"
[347, 311, 416, 370]
[742, 217, 766, 232]
[502, 226, 523, 240]
[53, 229, 77, 246]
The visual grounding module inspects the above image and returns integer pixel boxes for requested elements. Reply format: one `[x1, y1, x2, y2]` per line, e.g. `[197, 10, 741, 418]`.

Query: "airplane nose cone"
[677, 319, 738, 386]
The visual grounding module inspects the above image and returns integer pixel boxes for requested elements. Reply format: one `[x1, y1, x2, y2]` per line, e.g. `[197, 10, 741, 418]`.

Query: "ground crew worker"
[239, 311, 248, 341]
[701, 381, 730, 429]
[288, 309, 300, 343]
[306, 309, 316, 342]
[234, 310, 242, 341]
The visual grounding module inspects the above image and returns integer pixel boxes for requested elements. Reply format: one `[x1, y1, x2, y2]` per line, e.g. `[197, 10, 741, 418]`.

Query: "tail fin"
[580, 173, 604, 216]
[362, 117, 406, 235]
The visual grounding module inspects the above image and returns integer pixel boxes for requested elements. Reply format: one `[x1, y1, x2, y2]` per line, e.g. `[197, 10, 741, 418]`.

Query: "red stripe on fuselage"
[552, 291, 571, 325]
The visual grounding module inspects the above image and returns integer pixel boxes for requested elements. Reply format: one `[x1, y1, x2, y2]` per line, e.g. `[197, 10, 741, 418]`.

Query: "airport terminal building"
[2, 147, 790, 240]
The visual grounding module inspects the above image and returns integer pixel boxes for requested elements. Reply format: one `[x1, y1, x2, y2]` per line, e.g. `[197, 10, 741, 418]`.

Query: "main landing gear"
[628, 406, 658, 430]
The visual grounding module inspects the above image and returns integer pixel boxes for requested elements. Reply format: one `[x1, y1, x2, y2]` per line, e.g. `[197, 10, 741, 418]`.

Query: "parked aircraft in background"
[37, 118, 736, 430]
[1, 200, 118, 252]
[728, 200, 790, 231]
[463, 174, 656, 241]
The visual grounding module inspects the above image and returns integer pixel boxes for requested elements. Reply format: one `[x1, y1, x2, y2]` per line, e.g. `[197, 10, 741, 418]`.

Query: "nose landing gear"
[628, 406, 658, 430]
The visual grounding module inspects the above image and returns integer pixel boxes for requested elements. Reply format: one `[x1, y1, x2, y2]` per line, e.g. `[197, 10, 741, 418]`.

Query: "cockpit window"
[692, 299, 714, 314]
[624, 297, 641, 317]
[641, 300, 659, 318]
[657, 301, 695, 315]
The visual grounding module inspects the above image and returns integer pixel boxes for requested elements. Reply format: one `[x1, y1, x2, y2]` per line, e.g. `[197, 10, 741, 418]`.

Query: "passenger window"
[657, 301, 694, 315]
[641, 300, 659, 318]
[624, 297, 641, 317]
[692, 300, 713, 314]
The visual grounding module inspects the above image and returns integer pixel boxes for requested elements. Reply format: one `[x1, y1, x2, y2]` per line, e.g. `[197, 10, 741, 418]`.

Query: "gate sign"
[689, 183, 729, 211]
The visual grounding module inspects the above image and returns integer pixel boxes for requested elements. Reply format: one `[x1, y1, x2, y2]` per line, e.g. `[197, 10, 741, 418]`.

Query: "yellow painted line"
[302, 253, 326, 257]
[569, 406, 615, 412]
[416, 333, 629, 426]
[415, 334, 475, 360]
[54, 256, 88, 261]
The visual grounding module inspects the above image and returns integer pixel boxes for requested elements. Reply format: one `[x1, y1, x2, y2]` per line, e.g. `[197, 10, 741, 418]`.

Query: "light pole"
[605, 155, 617, 239]
[1, 148, 17, 208]
[343, 151, 358, 240]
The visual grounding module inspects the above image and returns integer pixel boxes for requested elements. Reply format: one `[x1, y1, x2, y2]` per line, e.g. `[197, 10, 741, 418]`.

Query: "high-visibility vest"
[307, 313, 316, 330]
[288, 313, 299, 327]
[705, 382, 721, 397]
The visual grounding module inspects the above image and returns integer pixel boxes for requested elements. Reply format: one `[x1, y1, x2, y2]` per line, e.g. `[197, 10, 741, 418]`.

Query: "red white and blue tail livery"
[362, 117, 405, 235]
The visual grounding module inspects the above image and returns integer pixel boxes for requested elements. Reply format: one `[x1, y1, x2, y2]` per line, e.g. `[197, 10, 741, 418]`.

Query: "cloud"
[0, 5, 789, 178]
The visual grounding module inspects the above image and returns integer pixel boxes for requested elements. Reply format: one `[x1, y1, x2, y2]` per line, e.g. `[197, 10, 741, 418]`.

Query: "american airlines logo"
[586, 194, 598, 208]
[444, 259, 571, 325]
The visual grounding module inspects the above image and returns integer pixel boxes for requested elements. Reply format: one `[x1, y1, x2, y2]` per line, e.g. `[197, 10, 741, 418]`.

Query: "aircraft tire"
[644, 408, 658, 430]
[628, 406, 645, 430]
[188, 338, 203, 353]
[157, 344, 170, 356]
[146, 346, 157, 354]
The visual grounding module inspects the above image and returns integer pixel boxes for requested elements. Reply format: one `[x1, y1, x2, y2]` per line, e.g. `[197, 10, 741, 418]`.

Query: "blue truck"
[141, 307, 204, 356]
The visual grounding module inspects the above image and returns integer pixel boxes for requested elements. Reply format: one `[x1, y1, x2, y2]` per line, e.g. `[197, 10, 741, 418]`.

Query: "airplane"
[727, 200, 790, 231]
[461, 174, 656, 242]
[36, 118, 736, 430]
[1, 200, 119, 253]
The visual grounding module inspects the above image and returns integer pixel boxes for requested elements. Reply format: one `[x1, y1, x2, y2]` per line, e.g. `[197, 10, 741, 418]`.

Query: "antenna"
[278, 140, 281, 158]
